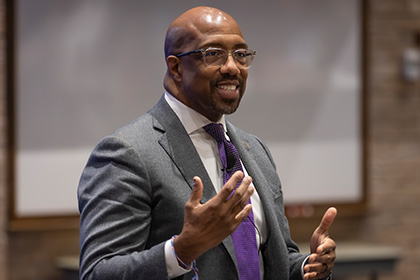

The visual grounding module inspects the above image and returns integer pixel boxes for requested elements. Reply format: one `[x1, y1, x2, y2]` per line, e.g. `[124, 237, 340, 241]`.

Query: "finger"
[238, 184, 254, 208]
[317, 238, 336, 255]
[232, 175, 254, 203]
[218, 171, 245, 200]
[303, 272, 317, 280]
[304, 261, 324, 274]
[304, 259, 333, 279]
[308, 249, 336, 265]
[235, 204, 253, 222]
[228, 175, 254, 209]
[315, 207, 337, 236]
[303, 271, 317, 280]
[189, 176, 204, 206]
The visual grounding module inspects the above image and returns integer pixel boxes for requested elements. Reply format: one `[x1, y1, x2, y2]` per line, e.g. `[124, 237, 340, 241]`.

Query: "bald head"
[163, 7, 249, 121]
[164, 6, 243, 57]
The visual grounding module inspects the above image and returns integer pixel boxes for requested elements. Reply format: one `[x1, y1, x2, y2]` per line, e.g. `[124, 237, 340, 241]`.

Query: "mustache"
[215, 75, 242, 84]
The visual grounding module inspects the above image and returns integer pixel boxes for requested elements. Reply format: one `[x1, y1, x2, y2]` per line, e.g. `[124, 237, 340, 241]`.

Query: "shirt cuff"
[164, 239, 192, 279]
[301, 255, 310, 279]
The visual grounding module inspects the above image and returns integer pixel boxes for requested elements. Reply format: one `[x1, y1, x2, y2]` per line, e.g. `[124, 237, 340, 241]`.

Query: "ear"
[166, 55, 182, 82]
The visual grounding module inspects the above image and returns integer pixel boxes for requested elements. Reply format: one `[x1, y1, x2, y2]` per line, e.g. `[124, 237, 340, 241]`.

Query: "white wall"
[15, 0, 362, 216]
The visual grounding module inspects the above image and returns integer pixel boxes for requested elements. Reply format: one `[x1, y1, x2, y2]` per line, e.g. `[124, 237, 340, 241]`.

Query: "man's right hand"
[172, 171, 254, 265]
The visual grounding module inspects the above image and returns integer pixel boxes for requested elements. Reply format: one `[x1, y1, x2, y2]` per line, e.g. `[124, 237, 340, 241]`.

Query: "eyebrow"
[199, 42, 249, 50]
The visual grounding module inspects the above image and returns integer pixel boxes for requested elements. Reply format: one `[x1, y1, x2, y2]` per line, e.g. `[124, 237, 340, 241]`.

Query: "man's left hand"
[304, 207, 337, 280]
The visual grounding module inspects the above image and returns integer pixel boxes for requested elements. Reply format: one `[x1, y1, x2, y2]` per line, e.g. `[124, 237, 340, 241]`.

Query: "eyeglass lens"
[203, 49, 254, 68]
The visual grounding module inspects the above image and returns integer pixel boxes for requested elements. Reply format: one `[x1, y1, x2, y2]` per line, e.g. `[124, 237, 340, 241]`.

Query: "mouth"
[218, 84, 237, 91]
[216, 82, 240, 98]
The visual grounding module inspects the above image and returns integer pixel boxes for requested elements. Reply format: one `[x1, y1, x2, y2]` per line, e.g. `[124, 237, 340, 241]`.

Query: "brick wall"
[1, 0, 420, 279]
[365, 0, 420, 278]
[291, 1, 420, 279]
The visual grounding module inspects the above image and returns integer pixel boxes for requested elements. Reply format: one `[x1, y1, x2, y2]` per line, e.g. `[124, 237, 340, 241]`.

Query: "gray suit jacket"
[78, 96, 307, 280]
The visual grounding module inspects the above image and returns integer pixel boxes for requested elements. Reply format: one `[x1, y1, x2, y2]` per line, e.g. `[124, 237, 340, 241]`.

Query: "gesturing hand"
[304, 207, 337, 280]
[173, 171, 255, 265]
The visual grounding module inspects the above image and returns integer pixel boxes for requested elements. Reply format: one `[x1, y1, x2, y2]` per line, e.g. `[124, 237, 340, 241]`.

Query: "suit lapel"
[229, 125, 293, 278]
[149, 96, 216, 202]
[160, 120, 238, 268]
[227, 121, 273, 200]
[227, 121, 279, 243]
[149, 98, 239, 269]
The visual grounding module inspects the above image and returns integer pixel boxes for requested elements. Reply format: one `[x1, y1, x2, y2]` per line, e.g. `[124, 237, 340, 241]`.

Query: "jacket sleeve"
[78, 134, 169, 280]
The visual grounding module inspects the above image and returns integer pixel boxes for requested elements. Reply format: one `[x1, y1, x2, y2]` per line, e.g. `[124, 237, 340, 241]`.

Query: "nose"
[219, 53, 241, 76]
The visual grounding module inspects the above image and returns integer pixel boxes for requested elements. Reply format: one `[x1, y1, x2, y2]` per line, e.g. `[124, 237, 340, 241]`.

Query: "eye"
[234, 49, 249, 58]
[204, 49, 224, 57]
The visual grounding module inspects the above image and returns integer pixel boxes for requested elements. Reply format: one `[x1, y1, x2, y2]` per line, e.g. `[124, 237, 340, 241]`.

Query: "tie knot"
[203, 123, 226, 143]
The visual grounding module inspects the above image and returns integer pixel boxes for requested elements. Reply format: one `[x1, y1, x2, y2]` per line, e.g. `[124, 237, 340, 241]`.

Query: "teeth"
[218, 85, 236, 91]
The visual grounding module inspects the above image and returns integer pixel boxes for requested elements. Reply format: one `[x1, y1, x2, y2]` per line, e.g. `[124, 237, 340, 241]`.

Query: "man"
[78, 6, 337, 280]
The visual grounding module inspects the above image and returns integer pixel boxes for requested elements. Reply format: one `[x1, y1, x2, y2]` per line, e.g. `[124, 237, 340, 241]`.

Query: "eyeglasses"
[175, 47, 256, 69]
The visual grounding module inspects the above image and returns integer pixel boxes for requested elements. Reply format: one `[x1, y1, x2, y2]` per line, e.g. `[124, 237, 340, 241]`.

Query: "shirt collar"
[164, 91, 226, 134]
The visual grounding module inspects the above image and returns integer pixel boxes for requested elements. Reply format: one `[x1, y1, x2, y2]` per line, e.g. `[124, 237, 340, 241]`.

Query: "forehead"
[197, 33, 248, 50]
[192, 21, 247, 49]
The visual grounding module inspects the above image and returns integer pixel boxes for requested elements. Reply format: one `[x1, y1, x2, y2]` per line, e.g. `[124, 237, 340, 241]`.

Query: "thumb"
[189, 176, 204, 206]
[315, 207, 337, 236]
[311, 207, 337, 253]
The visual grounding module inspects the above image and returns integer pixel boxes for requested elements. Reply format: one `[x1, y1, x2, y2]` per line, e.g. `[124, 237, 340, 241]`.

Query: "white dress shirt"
[163, 92, 268, 279]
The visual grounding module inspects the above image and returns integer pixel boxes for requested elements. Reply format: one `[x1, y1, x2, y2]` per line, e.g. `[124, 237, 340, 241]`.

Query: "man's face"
[177, 28, 249, 122]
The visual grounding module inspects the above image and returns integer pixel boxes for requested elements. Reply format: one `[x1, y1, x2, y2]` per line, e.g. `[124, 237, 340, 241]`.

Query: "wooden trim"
[8, 215, 80, 232]
[6, 0, 18, 229]
[4, 0, 79, 232]
[360, 0, 370, 214]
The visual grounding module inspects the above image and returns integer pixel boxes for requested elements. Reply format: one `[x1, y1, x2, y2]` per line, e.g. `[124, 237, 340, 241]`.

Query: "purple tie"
[204, 123, 261, 280]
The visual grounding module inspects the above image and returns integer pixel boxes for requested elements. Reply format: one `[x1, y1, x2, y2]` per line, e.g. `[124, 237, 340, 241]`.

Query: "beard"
[209, 77, 246, 115]
[210, 94, 242, 115]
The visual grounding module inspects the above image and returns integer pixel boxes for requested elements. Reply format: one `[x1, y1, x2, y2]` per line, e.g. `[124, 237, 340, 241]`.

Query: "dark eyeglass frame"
[175, 47, 256, 69]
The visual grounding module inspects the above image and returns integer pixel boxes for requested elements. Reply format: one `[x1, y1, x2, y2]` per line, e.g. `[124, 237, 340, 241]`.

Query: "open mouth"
[216, 80, 240, 99]
[218, 84, 237, 91]
[216, 84, 239, 99]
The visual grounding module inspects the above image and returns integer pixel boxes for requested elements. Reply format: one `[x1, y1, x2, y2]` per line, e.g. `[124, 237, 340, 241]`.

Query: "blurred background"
[1, 0, 420, 279]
